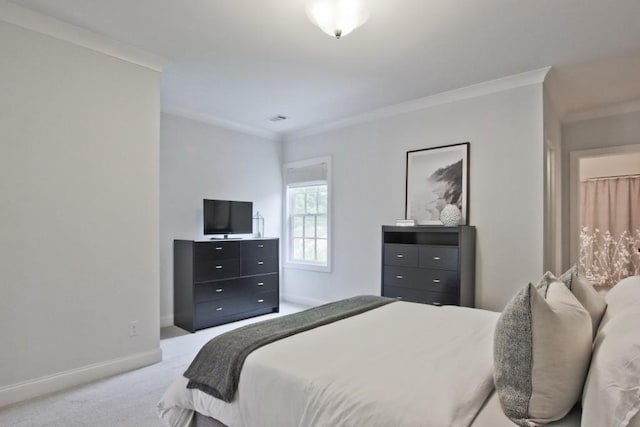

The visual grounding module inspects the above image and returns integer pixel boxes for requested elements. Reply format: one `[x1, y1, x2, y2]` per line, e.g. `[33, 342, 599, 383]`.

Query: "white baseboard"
[282, 293, 328, 308]
[0, 347, 162, 408]
[160, 313, 174, 328]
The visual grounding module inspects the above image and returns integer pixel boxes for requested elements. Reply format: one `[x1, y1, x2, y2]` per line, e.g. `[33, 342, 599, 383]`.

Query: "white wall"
[561, 110, 640, 268]
[0, 22, 160, 405]
[283, 83, 545, 312]
[160, 113, 282, 325]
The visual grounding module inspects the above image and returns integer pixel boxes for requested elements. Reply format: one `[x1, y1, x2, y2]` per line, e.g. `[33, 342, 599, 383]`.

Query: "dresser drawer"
[241, 291, 279, 312]
[242, 239, 279, 259]
[194, 298, 241, 329]
[384, 244, 419, 267]
[194, 241, 240, 261]
[242, 273, 279, 293]
[383, 286, 459, 306]
[241, 257, 278, 276]
[419, 246, 458, 270]
[194, 274, 279, 303]
[195, 279, 238, 302]
[383, 267, 458, 294]
[195, 291, 279, 324]
[194, 258, 240, 283]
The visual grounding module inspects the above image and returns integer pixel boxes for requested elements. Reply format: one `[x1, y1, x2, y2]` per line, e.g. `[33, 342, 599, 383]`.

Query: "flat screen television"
[203, 199, 253, 237]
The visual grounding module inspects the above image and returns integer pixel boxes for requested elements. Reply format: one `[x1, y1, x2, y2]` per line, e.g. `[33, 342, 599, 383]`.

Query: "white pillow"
[537, 267, 607, 338]
[581, 276, 640, 427]
[602, 275, 640, 318]
[534, 271, 556, 296]
[494, 281, 592, 425]
[558, 266, 607, 338]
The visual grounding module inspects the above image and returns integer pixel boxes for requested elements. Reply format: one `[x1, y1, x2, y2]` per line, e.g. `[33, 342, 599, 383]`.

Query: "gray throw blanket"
[184, 295, 396, 402]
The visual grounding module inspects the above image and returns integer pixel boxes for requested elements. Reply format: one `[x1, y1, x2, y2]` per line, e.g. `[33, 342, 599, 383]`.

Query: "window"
[284, 157, 331, 271]
[289, 184, 328, 263]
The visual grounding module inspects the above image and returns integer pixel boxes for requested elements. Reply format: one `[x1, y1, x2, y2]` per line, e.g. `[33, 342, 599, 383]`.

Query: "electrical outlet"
[129, 320, 139, 337]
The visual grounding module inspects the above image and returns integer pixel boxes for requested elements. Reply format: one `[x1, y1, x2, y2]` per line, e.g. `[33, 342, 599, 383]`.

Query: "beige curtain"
[580, 175, 640, 291]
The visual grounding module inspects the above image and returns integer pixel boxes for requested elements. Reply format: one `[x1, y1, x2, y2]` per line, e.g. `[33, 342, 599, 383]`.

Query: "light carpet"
[0, 302, 307, 427]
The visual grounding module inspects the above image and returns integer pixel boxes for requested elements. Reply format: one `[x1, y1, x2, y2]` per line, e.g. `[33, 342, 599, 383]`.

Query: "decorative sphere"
[440, 204, 462, 226]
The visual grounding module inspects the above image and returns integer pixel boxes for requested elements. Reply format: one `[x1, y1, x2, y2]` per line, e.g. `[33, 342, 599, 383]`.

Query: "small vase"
[440, 204, 462, 226]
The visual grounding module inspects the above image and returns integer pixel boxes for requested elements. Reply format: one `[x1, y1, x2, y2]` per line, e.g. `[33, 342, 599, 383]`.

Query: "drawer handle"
[258, 299, 264, 303]
[396, 254, 404, 258]
[432, 302, 442, 306]
[216, 307, 223, 311]
[215, 265, 223, 269]
[258, 244, 264, 248]
[257, 282, 264, 286]
[433, 279, 441, 283]
[257, 261, 264, 265]
[215, 247, 223, 250]
[215, 288, 223, 293]
[396, 275, 404, 279]
[433, 256, 441, 260]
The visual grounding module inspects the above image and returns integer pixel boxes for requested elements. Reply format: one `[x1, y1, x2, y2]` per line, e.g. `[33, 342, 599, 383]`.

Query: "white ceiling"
[9, 0, 640, 136]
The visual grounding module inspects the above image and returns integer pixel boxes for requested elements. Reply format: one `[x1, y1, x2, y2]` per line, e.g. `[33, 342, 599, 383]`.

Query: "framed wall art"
[405, 142, 469, 225]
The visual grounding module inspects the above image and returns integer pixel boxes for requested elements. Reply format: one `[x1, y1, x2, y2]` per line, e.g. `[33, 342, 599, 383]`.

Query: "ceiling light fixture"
[305, 0, 370, 39]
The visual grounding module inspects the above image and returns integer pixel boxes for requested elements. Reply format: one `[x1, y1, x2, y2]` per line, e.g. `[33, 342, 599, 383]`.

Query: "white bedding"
[158, 301, 500, 427]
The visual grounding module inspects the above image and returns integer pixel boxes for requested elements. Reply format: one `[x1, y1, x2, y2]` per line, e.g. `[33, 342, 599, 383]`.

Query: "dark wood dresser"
[381, 226, 475, 307]
[173, 238, 279, 332]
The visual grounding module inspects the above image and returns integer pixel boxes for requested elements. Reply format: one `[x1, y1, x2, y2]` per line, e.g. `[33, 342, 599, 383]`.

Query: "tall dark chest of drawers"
[174, 238, 279, 332]
[381, 226, 476, 307]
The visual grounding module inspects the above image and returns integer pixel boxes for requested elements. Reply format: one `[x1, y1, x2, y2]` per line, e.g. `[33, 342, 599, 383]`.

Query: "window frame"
[283, 157, 332, 273]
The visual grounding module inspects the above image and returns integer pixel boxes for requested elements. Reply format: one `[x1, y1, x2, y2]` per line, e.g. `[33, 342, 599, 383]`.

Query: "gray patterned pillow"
[494, 282, 592, 426]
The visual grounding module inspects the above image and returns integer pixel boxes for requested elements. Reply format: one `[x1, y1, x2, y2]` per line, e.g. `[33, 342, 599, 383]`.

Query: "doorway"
[570, 146, 640, 292]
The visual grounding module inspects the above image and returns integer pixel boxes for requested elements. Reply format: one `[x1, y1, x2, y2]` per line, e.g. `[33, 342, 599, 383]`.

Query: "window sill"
[284, 261, 331, 273]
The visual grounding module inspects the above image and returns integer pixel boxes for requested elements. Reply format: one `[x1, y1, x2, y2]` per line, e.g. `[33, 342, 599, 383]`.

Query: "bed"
[158, 275, 640, 427]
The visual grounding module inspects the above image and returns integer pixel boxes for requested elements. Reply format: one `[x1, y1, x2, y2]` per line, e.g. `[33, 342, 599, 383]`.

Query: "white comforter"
[158, 301, 500, 427]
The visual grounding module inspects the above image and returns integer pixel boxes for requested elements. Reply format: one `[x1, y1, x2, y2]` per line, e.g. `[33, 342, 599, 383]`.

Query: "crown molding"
[162, 107, 281, 141]
[542, 67, 566, 121]
[288, 67, 551, 140]
[563, 99, 640, 123]
[0, 1, 167, 71]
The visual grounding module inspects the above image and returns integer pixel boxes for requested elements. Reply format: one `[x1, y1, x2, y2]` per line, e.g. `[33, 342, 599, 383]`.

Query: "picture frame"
[405, 142, 470, 225]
